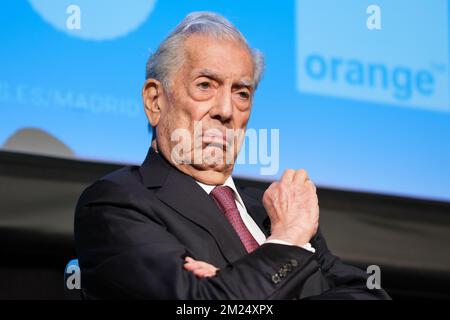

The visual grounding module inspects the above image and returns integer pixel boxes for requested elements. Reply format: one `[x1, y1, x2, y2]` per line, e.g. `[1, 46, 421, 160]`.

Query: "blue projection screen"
[0, 0, 449, 202]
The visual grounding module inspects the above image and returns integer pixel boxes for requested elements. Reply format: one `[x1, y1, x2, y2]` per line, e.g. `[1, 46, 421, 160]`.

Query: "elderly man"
[74, 12, 390, 300]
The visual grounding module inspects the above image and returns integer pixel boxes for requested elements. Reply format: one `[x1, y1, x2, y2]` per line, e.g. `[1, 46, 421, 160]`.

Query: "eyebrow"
[234, 79, 255, 91]
[194, 68, 255, 91]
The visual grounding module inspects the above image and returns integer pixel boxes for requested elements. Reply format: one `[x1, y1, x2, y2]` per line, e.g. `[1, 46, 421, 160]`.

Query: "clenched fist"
[263, 169, 319, 247]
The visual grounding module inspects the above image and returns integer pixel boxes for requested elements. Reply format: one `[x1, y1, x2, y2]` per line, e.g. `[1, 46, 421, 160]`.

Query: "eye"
[237, 91, 250, 100]
[197, 82, 211, 90]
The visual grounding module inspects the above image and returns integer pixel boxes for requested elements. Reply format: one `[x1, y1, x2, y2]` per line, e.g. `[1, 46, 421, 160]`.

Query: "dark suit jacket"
[74, 147, 390, 300]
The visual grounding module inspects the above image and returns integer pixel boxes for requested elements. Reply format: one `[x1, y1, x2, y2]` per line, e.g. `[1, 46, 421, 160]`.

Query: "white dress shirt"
[196, 176, 315, 253]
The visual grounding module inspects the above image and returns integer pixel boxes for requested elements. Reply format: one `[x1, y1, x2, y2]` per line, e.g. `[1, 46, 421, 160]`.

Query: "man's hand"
[184, 257, 219, 278]
[263, 169, 319, 247]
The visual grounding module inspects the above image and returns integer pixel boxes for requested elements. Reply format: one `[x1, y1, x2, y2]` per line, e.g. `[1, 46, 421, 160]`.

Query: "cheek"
[172, 87, 211, 122]
[164, 98, 192, 129]
[235, 109, 251, 128]
[178, 104, 211, 130]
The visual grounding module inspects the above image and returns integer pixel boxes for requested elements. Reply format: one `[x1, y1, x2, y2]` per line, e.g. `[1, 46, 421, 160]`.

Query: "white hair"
[145, 11, 265, 89]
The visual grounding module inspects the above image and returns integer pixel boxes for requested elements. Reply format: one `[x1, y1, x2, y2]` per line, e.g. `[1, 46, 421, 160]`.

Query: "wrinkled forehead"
[179, 34, 255, 82]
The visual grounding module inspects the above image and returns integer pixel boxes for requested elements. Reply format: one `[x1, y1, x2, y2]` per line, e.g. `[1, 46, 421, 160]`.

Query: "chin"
[195, 159, 228, 171]
[191, 155, 233, 174]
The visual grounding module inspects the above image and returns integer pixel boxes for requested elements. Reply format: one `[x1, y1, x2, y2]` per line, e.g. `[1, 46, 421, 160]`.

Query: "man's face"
[154, 34, 255, 181]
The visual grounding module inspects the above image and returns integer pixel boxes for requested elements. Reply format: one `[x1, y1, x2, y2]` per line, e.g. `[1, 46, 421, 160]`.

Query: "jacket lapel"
[139, 148, 248, 263]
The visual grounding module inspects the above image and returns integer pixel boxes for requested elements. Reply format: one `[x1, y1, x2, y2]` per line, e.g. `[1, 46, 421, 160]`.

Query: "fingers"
[184, 259, 216, 271]
[263, 168, 319, 245]
[280, 168, 310, 186]
[280, 169, 296, 184]
[293, 168, 309, 183]
[263, 181, 278, 208]
[184, 257, 219, 278]
[293, 169, 316, 196]
[193, 269, 217, 278]
[185, 265, 218, 277]
[306, 179, 317, 194]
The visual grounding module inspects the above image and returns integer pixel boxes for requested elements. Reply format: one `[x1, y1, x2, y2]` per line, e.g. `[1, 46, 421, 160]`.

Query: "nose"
[209, 88, 233, 123]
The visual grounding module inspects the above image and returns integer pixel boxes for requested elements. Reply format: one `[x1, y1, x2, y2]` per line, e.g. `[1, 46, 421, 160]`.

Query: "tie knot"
[210, 185, 236, 213]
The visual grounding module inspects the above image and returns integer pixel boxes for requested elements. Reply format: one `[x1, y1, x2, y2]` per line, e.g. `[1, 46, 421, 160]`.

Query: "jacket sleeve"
[74, 180, 322, 300]
[307, 228, 392, 300]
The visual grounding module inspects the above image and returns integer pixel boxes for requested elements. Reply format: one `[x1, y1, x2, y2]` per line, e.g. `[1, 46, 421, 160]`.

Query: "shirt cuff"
[264, 239, 316, 253]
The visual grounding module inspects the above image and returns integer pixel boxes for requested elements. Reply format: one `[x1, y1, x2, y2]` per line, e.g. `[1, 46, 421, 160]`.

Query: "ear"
[142, 78, 164, 128]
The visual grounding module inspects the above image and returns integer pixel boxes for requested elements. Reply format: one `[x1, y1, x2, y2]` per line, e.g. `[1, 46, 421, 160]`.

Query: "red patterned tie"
[210, 186, 259, 253]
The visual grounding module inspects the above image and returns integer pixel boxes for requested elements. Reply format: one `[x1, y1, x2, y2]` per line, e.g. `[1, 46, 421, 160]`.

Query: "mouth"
[201, 131, 232, 148]
[202, 135, 228, 145]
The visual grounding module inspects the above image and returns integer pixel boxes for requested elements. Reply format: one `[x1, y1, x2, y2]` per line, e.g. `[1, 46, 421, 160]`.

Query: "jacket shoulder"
[76, 165, 143, 208]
